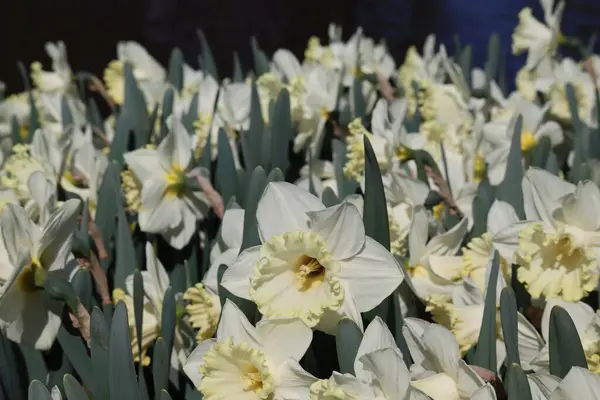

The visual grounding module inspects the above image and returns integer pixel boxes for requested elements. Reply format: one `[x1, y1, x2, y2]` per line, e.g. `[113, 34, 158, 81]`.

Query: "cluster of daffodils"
[4, 1, 600, 398]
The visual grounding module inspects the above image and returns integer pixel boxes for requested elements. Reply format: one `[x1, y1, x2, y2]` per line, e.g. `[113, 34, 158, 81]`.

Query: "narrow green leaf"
[549, 306, 588, 378]
[459, 46, 472, 89]
[10, 115, 20, 146]
[90, 308, 110, 400]
[43, 272, 79, 314]
[0, 334, 22, 399]
[403, 81, 421, 132]
[332, 139, 359, 199]
[233, 52, 243, 82]
[152, 338, 170, 395]
[182, 92, 199, 134]
[352, 78, 366, 118]
[160, 88, 175, 141]
[114, 199, 136, 288]
[110, 301, 140, 400]
[61, 95, 74, 131]
[27, 92, 40, 143]
[28, 380, 52, 400]
[71, 268, 93, 311]
[530, 136, 552, 169]
[471, 176, 495, 237]
[17, 61, 30, 91]
[250, 37, 270, 76]
[321, 187, 340, 207]
[267, 168, 284, 182]
[270, 89, 292, 173]
[161, 287, 177, 365]
[506, 363, 532, 400]
[472, 251, 500, 372]
[500, 286, 520, 366]
[363, 135, 390, 250]
[497, 115, 525, 219]
[240, 166, 267, 252]
[109, 109, 132, 168]
[216, 128, 239, 206]
[94, 162, 120, 263]
[168, 47, 184, 92]
[197, 30, 219, 81]
[133, 270, 145, 371]
[18, 344, 48, 383]
[485, 33, 500, 86]
[566, 83, 585, 137]
[87, 98, 104, 131]
[241, 80, 264, 172]
[336, 319, 363, 375]
[159, 390, 174, 400]
[63, 374, 88, 400]
[57, 326, 95, 393]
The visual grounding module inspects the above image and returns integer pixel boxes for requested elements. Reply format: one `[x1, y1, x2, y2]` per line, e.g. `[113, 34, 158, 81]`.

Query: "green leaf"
[94, 162, 120, 264]
[10, 115, 20, 146]
[459, 45, 472, 90]
[27, 92, 40, 143]
[472, 250, 500, 372]
[167, 47, 184, 92]
[161, 287, 177, 364]
[363, 135, 390, 250]
[0, 333, 23, 399]
[152, 338, 170, 395]
[549, 306, 588, 379]
[182, 92, 199, 134]
[114, 199, 136, 288]
[471, 177, 495, 237]
[403, 81, 421, 132]
[216, 128, 239, 206]
[233, 52, 243, 82]
[28, 380, 53, 400]
[57, 326, 95, 393]
[160, 88, 175, 140]
[159, 390, 174, 400]
[87, 98, 104, 131]
[485, 33, 500, 87]
[240, 166, 267, 252]
[123, 63, 150, 148]
[566, 83, 585, 137]
[109, 110, 133, 168]
[322, 187, 340, 207]
[61, 95, 74, 131]
[133, 270, 144, 371]
[332, 139, 359, 199]
[250, 37, 270, 76]
[530, 137, 552, 169]
[71, 268, 93, 311]
[18, 344, 48, 383]
[197, 30, 219, 81]
[505, 363, 532, 400]
[500, 286, 520, 366]
[43, 272, 79, 314]
[110, 301, 140, 400]
[352, 78, 366, 119]
[267, 168, 284, 182]
[270, 89, 293, 173]
[497, 115, 525, 219]
[336, 319, 363, 375]
[63, 374, 88, 400]
[241, 80, 264, 172]
[90, 307, 110, 400]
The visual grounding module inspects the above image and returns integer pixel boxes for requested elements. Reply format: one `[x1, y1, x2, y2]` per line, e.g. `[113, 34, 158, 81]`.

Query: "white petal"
[457, 361, 485, 398]
[338, 237, 404, 312]
[145, 242, 170, 296]
[182, 338, 216, 388]
[359, 347, 411, 399]
[138, 182, 182, 233]
[553, 181, 600, 231]
[522, 167, 574, 225]
[529, 372, 560, 400]
[424, 217, 468, 257]
[409, 206, 429, 262]
[37, 199, 81, 272]
[274, 359, 317, 400]
[354, 316, 397, 381]
[307, 203, 365, 260]
[551, 367, 600, 400]
[123, 149, 163, 183]
[1, 204, 36, 267]
[487, 200, 520, 237]
[402, 317, 431, 365]
[220, 246, 261, 299]
[423, 324, 460, 379]
[168, 116, 192, 168]
[256, 182, 324, 241]
[492, 221, 532, 264]
[220, 208, 245, 249]
[470, 383, 497, 400]
[256, 318, 312, 368]
[517, 312, 546, 370]
[217, 300, 262, 347]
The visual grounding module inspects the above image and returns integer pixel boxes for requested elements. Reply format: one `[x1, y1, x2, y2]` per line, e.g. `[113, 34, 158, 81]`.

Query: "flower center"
[521, 130, 538, 153]
[473, 152, 487, 183]
[165, 165, 186, 198]
[17, 258, 44, 293]
[309, 379, 359, 400]
[184, 283, 221, 342]
[199, 338, 274, 400]
[250, 231, 344, 327]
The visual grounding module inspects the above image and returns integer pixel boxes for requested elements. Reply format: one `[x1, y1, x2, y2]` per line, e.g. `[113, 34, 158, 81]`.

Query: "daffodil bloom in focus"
[183, 300, 314, 400]
[402, 318, 486, 399]
[1, 128, 67, 203]
[512, 0, 565, 69]
[119, 243, 188, 368]
[528, 299, 600, 374]
[222, 182, 404, 333]
[30, 42, 73, 94]
[492, 168, 600, 301]
[0, 199, 80, 350]
[550, 367, 600, 399]
[483, 100, 563, 184]
[123, 117, 210, 250]
[405, 205, 468, 302]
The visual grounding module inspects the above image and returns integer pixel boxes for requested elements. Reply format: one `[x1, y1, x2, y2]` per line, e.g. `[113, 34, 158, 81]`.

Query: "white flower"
[222, 182, 404, 333]
[123, 117, 210, 249]
[295, 160, 338, 197]
[492, 168, 600, 301]
[25, 171, 59, 225]
[0, 199, 81, 350]
[547, 58, 595, 125]
[30, 41, 73, 94]
[512, 0, 565, 69]
[403, 318, 486, 399]
[209, 207, 245, 270]
[183, 300, 314, 400]
[550, 367, 600, 399]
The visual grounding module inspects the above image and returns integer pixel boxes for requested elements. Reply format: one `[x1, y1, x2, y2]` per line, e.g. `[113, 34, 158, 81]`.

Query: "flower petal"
[1, 204, 37, 267]
[553, 181, 600, 232]
[182, 338, 217, 388]
[551, 367, 600, 400]
[37, 199, 81, 272]
[307, 202, 365, 260]
[220, 246, 261, 299]
[487, 200, 519, 238]
[256, 182, 324, 241]
[217, 300, 262, 347]
[256, 317, 313, 368]
[274, 359, 317, 400]
[220, 208, 245, 249]
[354, 316, 397, 381]
[359, 347, 411, 399]
[522, 167, 574, 225]
[491, 221, 532, 264]
[424, 217, 468, 258]
[123, 149, 162, 183]
[422, 324, 460, 379]
[145, 242, 170, 297]
[338, 237, 404, 312]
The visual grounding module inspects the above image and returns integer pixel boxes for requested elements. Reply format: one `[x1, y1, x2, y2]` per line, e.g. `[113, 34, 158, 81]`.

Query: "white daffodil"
[483, 100, 563, 184]
[123, 117, 210, 250]
[183, 300, 314, 400]
[60, 140, 107, 218]
[382, 172, 429, 258]
[1, 128, 68, 203]
[24, 171, 59, 225]
[0, 92, 32, 153]
[512, 0, 565, 69]
[104, 41, 167, 107]
[304, 36, 343, 71]
[546, 58, 595, 125]
[217, 80, 251, 132]
[30, 41, 73, 94]
[222, 182, 404, 333]
[492, 168, 600, 301]
[37, 91, 86, 138]
[405, 205, 468, 302]
[209, 207, 245, 270]
[529, 299, 600, 374]
[403, 318, 486, 399]
[550, 366, 600, 399]
[184, 262, 221, 343]
[0, 199, 81, 350]
[295, 159, 338, 197]
[119, 243, 188, 369]
[340, 28, 396, 86]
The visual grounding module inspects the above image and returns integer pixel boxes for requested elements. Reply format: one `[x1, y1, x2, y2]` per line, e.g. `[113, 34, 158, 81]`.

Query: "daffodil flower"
[403, 318, 486, 399]
[546, 58, 595, 125]
[25, 171, 59, 225]
[209, 207, 244, 274]
[123, 117, 210, 249]
[183, 300, 314, 400]
[483, 100, 563, 184]
[550, 367, 600, 399]
[512, 0, 565, 69]
[492, 168, 600, 301]
[295, 160, 338, 198]
[37, 92, 86, 138]
[184, 263, 221, 342]
[222, 182, 404, 333]
[0, 199, 81, 350]
[30, 41, 73, 94]
[340, 28, 396, 87]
